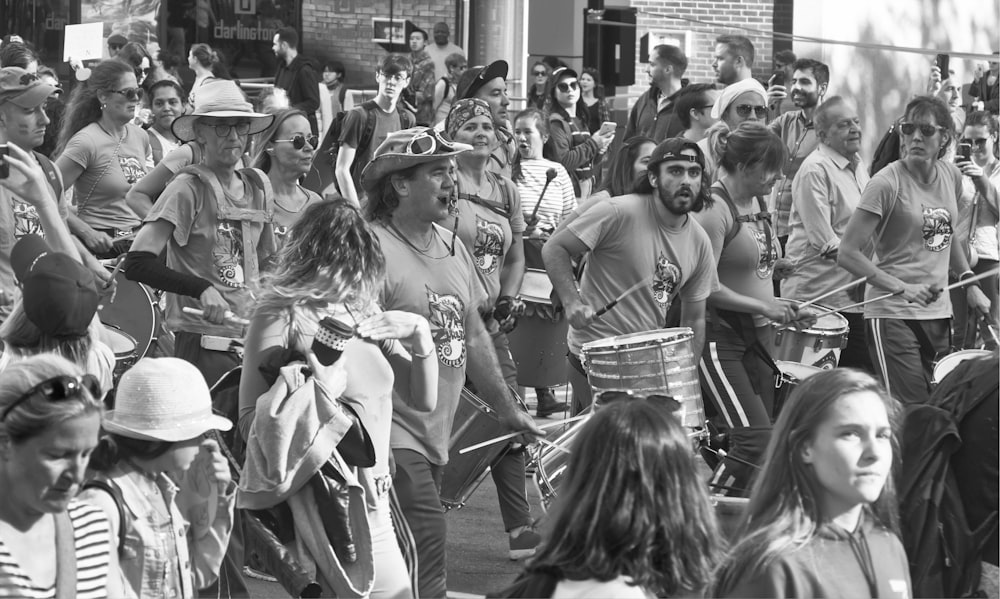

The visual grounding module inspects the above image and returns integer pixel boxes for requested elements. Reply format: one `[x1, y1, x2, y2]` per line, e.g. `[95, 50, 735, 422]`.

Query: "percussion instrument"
[440, 386, 527, 510]
[532, 411, 590, 509]
[580, 328, 704, 428]
[711, 495, 749, 541]
[507, 269, 569, 387]
[98, 265, 175, 360]
[771, 298, 849, 369]
[773, 360, 823, 417]
[932, 349, 992, 385]
[102, 325, 137, 386]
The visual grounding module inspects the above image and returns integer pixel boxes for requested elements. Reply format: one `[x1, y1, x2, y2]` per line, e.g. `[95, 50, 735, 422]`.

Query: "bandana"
[446, 98, 493, 139]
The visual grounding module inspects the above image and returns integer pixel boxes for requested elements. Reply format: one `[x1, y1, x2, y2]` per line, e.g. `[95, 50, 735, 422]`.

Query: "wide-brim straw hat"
[360, 127, 472, 192]
[104, 357, 232, 442]
[172, 79, 273, 142]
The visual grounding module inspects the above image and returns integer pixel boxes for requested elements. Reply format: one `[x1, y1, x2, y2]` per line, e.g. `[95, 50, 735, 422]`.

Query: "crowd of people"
[0, 20, 996, 599]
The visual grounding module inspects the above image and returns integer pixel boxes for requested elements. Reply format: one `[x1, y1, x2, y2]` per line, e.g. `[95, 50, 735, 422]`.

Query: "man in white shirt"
[426, 22, 464, 81]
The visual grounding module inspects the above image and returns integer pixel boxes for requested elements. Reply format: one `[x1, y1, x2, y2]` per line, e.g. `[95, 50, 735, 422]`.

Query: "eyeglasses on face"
[899, 122, 946, 137]
[108, 44, 124, 51]
[556, 80, 579, 93]
[210, 122, 252, 137]
[406, 129, 457, 155]
[380, 72, 409, 84]
[532, 70, 547, 76]
[734, 104, 768, 119]
[136, 67, 151, 77]
[959, 137, 990, 149]
[110, 87, 144, 101]
[274, 134, 318, 150]
[1, 374, 101, 421]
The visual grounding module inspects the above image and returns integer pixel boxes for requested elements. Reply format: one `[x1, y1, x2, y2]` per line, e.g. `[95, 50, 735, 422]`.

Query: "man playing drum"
[543, 137, 719, 414]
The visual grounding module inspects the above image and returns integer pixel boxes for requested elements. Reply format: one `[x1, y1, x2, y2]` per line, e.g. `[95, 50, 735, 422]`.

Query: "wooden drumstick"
[182, 306, 250, 326]
[796, 276, 868, 311]
[457, 414, 590, 455]
[594, 276, 654, 318]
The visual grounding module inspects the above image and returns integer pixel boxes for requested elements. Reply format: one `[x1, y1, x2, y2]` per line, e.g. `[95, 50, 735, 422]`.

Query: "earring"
[101, 103, 107, 110]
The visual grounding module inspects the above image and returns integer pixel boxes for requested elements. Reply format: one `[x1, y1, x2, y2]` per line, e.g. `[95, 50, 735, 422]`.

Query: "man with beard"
[623, 44, 688, 143]
[713, 35, 755, 86]
[767, 58, 828, 248]
[543, 137, 719, 413]
[272, 27, 321, 135]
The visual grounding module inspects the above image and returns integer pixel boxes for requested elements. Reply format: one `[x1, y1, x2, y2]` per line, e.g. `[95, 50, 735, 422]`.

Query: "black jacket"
[275, 55, 321, 134]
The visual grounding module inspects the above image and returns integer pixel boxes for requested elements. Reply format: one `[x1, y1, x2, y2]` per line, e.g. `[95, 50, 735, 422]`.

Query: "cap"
[0, 67, 58, 109]
[107, 34, 128, 47]
[646, 137, 706, 173]
[455, 60, 508, 100]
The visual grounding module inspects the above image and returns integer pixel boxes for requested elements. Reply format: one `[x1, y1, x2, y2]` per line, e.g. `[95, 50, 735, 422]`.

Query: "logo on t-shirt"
[117, 155, 146, 185]
[751, 228, 778, 279]
[921, 205, 952, 252]
[214, 220, 245, 288]
[473, 216, 504, 275]
[426, 286, 466, 368]
[12, 200, 42, 240]
[652, 252, 681, 308]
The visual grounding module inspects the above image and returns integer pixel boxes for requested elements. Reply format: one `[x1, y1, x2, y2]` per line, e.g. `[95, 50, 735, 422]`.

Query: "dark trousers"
[393, 448, 448, 599]
[867, 317, 951, 404]
[839, 312, 875, 373]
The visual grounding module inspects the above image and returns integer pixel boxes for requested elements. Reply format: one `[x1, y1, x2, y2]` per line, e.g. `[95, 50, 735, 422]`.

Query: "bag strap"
[457, 172, 513, 220]
[54, 511, 76, 599]
[82, 479, 127, 555]
[33, 152, 63, 199]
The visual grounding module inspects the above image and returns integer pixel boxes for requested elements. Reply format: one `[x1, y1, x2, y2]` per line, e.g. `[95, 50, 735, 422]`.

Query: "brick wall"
[625, 0, 776, 102]
[300, 0, 458, 87]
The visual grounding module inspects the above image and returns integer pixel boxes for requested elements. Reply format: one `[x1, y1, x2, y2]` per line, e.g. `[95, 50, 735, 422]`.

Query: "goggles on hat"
[406, 128, 458, 156]
[1, 374, 101, 421]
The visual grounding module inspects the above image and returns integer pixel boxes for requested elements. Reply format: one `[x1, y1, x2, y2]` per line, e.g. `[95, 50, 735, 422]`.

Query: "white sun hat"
[171, 79, 273, 142]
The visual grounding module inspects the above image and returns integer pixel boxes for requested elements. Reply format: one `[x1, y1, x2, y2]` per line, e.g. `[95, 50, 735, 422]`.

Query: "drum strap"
[715, 308, 782, 391]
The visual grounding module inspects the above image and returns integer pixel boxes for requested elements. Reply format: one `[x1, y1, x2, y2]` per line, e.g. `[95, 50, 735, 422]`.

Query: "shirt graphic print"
[214, 220, 245, 287]
[751, 228, 778, 279]
[473, 215, 504, 276]
[652, 251, 682, 309]
[922, 205, 952, 252]
[427, 285, 467, 368]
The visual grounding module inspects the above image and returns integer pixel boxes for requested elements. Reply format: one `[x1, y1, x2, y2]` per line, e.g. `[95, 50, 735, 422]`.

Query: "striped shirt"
[0, 500, 111, 598]
[514, 158, 576, 236]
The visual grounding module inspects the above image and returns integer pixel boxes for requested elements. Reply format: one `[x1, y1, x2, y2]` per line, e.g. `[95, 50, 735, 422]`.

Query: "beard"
[656, 185, 697, 216]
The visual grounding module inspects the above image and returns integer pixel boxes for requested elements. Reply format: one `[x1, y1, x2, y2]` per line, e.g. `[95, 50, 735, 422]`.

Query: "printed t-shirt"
[374, 221, 487, 465]
[270, 187, 322, 251]
[566, 193, 719, 354]
[61, 122, 150, 230]
[858, 161, 960, 320]
[145, 170, 273, 337]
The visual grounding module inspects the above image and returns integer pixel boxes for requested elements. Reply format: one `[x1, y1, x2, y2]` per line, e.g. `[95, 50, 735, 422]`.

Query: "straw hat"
[104, 357, 232, 442]
[360, 127, 471, 192]
[171, 79, 273, 142]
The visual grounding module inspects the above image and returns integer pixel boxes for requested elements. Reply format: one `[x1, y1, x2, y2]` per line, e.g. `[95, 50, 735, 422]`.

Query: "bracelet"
[412, 347, 434, 359]
[960, 270, 982, 290]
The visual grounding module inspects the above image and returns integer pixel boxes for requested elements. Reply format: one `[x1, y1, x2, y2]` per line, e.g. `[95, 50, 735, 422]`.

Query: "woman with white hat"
[697, 77, 770, 181]
[80, 356, 235, 599]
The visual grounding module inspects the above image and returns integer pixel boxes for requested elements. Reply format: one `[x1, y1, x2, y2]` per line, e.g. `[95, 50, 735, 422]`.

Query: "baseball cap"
[0, 67, 58, 109]
[107, 34, 128, 47]
[455, 60, 508, 100]
[11, 235, 100, 338]
[647, 137, 706, 173]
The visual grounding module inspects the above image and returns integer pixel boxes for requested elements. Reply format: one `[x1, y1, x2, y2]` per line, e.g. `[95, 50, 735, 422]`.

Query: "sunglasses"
[899, 122, 946, 137]
[110, 87, 144, 101]
[1, 374, 101, 421]
[108, 44, 124, 51]
[274, 134, 319, 150]
[959, 137, 991, 149]
[532, 70, 547, 76]
[136, 67, 151, 77]
[734, 104, 768, 119]
[406, 129, 457, 155]
[210, 122, 252, 137]
[556, 80, 580, 93]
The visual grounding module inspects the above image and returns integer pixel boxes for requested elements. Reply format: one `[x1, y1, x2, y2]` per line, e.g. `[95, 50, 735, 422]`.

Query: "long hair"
[249, 108, 308, 171]
[544, 68, 589, 130]
[597, 135, 654, 197]
[510, 107, 549, 184]
[580, 67, 604, 99]
[903, 95, 956, 157]
[717, 121, 788, 176]
[528, 398, 721, 596]
[0, 354, 102, 444]
[364, 164, 420, 223]
[965, 110, 999, 157]
[712, 368, 901, 595]
[0, 302, 93, 368]
[56, 59, 133, 155]
[255, 200, 386, 318]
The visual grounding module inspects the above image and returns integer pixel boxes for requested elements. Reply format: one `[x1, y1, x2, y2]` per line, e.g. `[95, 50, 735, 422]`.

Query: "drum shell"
[102, 325, 138, 386]
[532, 413, 588, 509]
[507, 269, 569, 387]
[581, 328, 704, 428]
[771, 299, 849, 369]
[773, 360, 823, 417]
[99, 266, 175, 359]
[933, 349, 992, 385]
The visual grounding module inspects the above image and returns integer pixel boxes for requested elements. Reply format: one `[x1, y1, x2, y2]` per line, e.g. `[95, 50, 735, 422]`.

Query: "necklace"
[97, 120, 126, 142]
[274, 186, 309, 213]
[386, 221, 452, 259]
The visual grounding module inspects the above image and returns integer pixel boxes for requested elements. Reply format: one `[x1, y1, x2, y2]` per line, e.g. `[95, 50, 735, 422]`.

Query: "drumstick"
[458, 414, 590, 455]
[796, 276, 868, 310]
[538, 438, 571, 455]
[939, 267, 1000, 292]
[594, 276, 654, 318]
[182, 306, 250, 326]
[805, 291, 898, 321]
[793, 249, 835, 269]
[104, 255, 126, 303]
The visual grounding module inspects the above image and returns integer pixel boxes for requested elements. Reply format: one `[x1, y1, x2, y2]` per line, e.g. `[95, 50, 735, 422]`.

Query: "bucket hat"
[104, 357, 233, 442]
[360, 127, 471, 192]
[171, 79, 273, 142]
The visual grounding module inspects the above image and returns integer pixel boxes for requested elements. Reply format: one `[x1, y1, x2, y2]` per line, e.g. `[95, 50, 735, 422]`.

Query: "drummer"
[543, 137, 719, 415]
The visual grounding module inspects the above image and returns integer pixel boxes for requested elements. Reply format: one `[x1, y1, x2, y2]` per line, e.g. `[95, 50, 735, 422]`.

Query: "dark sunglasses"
[1, 374, 101, 421]
[136, 67, 151, 77]
[274, 134, 319, 150]
[108, 44, 124, 51]
[734, 104, 768, 118]
[556, 80, 579, 93]
[406, 129, 457, 155]
[211, 122, 252, 137]
[899, 122, 946, 137]
[959, 137, 990, 149]
[532, 70, 547, 76]
[110, 87, 144, 101]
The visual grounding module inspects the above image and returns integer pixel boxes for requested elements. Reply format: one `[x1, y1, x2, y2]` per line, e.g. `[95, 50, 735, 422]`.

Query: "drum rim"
[101, 325, 138, 355]
[774, 359, 824, 378]
[932, 349, 993, 381]
[581, 327, 694, 351]
[99, 267, 159, 357]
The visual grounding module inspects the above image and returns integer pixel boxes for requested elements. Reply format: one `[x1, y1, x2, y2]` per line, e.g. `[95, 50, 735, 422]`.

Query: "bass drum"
[98, 266, 175, 360]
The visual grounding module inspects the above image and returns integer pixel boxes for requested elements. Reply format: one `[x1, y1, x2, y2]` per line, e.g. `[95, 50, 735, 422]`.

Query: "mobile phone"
[769, 71, 785, 87]
[599, 121, 617, 135]
[936, 53, 950, 79]
[957, 142, 972, 163]
[0, 144, 7, 180]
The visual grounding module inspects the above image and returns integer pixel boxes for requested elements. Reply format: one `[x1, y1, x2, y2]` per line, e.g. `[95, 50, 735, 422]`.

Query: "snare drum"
[933, 349, 992, 385]
[532, 412, 589, 509]
[99, 266, 175, 359]
[581, 328, 704, 428]
[507, 269, 569, 387]
[773, 360, 822, 417]
[102, 325, 138, 385]
[771, 299, 849, 369]
[440, 386, 527, 510]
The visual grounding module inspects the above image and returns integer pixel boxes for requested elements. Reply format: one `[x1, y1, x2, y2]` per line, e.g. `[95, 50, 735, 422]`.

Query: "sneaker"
[509, 528, 542, 561]
[535, 389, 567, 418]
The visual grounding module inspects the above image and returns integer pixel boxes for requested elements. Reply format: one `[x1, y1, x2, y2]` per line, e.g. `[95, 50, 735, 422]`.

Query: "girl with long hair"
[526, 61, 549, 110]
[239, 199, 437, 598]
[713, 368, 910, 598]
[498, 396, 721, 597]
[578, 67, 611, 135]
[55, 59, 150, 259]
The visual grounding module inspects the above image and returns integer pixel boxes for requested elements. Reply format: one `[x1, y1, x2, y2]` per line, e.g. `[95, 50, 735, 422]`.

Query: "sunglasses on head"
[734, 104, 768, 118]
[556, 80, 579, 93]
[959, 137, 990, 149]
[110, 87, 144, 101]
[899, 122, 945, 137]
[406, 129, 457, 156]
[274, 133, 318, 150]
[1, 374, 101, 421]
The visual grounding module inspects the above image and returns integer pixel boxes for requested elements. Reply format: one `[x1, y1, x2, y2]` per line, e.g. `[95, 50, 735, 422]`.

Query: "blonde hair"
[0, 353, 102, 443]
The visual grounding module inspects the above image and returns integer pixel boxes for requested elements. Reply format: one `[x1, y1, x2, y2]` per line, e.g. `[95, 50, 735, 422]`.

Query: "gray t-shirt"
[340, 105, 402, 193]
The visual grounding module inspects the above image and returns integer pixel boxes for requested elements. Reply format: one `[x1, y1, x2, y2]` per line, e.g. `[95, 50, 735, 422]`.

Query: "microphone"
[312, 317, 356, 366]
[529, 168, 558, 223]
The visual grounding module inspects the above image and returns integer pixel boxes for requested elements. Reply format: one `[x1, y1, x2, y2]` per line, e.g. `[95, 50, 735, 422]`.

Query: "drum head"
[776, 360, 823, 383]
[520, 270, 553, 304]
[98, 267, 158, 357]
[102, 326, 137, 356]
[581, 327, 694, 352]
[779, 298, 849, 333]
[933, 349, 992, 383]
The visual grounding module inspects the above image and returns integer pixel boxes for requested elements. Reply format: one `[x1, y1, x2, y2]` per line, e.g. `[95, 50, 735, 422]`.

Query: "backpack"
[457, 171, 515, 220]
[869, 118, 902, 177]
[82, 478, 128, 555]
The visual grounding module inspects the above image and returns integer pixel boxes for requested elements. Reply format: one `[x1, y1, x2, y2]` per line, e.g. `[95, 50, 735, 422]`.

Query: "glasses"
[899, 122, 946, 137]
[556, 80, 580, 93]
[210, 122, 252, 137]
[959, 137, 990, 149]
[110, 87, 144, 101]
[1, 374, 101, 421]
[135, 67, 151, 77]
[380, 72, 409, 84]
[108, 44, 124, 51]
[406, 129, 457, 155]
[734, 104, 768, 119]
[274, 134, 319, 150]
[532, 70, 547, 76]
